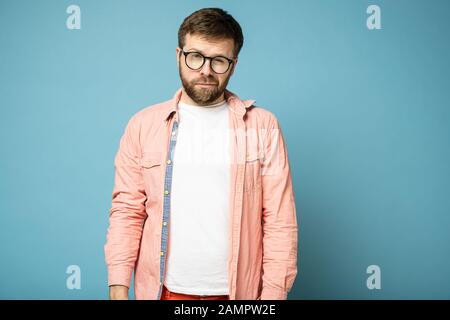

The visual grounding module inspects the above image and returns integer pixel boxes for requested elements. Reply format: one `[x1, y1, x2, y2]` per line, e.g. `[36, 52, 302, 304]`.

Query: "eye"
[213, 57, 227, 65]
[190, 53, 203, 59]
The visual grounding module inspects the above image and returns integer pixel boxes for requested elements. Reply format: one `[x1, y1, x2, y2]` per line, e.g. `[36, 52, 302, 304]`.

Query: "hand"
[109, 285, 129, 300]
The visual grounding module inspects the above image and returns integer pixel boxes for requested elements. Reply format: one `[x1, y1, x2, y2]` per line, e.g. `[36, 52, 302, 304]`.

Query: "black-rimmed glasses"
[180, 49, 235, 74]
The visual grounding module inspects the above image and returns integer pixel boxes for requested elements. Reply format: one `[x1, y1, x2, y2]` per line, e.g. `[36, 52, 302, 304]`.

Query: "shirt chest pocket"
[244, 150, 263, 193]
[140, 152, 164, 202]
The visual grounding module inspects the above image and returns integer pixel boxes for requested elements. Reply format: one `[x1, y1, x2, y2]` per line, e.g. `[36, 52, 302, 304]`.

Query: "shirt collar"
[164, 87, 256, 121]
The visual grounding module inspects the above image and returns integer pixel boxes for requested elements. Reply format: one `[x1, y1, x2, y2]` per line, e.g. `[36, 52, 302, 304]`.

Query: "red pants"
[161, 285, 230, 300]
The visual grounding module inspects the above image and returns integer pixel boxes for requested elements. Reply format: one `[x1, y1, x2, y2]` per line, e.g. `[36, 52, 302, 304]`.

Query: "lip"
[196, 83, 217, 86]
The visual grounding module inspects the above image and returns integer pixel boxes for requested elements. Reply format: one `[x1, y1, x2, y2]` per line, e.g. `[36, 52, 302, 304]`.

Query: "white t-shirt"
[164, 99, 230, 295]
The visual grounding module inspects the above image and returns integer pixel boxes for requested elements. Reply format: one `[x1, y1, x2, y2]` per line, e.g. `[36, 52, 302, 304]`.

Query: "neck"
[180, 88, 225, 106]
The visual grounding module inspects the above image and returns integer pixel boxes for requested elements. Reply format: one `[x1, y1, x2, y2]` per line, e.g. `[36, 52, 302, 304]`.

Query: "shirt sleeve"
[104, 114, 147, 288]
[260, 113, 299, 300]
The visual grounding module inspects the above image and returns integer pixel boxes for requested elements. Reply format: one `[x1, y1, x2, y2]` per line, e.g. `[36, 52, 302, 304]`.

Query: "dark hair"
[178, 8, 244, 57]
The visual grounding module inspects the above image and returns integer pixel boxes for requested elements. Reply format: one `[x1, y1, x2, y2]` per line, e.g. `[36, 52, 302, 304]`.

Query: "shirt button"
[171, 131, 176, 136]
[163, 221, 168, 226]
[164, 190, 169, 195]
[166, 159, 172, 165]
[160, 251, 164, 256]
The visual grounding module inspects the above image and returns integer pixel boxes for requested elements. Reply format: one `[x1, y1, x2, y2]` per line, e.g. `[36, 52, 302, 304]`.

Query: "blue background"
[1, 0, 449, 299]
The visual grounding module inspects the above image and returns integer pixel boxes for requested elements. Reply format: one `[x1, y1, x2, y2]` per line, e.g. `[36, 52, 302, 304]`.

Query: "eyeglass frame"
[179, 48, 236, 74]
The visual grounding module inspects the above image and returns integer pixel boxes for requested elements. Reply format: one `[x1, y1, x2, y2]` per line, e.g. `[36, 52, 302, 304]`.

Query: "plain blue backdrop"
[1, 0, 449, 299]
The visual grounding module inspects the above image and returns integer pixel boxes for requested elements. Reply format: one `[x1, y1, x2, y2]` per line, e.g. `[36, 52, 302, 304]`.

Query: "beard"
[179, 66, 231, 106]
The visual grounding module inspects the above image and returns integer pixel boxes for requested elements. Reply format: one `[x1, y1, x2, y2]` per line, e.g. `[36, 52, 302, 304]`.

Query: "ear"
[176, 47, 181, 68]
[230, 59, 238, 77]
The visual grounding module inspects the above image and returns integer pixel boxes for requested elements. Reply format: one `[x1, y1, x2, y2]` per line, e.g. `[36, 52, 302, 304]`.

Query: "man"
[105, 7, 298, 300]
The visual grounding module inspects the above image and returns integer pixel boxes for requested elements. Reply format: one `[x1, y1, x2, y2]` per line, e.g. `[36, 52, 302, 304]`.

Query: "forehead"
[184, 33, 235, 57]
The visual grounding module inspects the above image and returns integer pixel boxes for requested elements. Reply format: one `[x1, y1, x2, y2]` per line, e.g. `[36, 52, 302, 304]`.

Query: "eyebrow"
[185, 48, 228, 57]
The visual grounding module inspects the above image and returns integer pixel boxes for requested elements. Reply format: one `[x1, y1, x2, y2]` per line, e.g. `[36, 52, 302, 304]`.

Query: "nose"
[200, 58, 213, 76]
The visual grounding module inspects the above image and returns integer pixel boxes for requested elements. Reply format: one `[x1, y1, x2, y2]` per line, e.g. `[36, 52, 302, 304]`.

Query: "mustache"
[195, 79, 218, 85]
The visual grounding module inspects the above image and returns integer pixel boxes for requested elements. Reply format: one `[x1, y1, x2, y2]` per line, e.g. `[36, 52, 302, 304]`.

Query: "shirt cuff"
[107, 265, 133, 288]
[260, 286, 288, 300]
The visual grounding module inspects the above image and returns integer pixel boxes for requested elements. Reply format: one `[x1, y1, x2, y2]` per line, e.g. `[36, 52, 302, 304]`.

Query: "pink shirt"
[104, 88, 298, 300]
